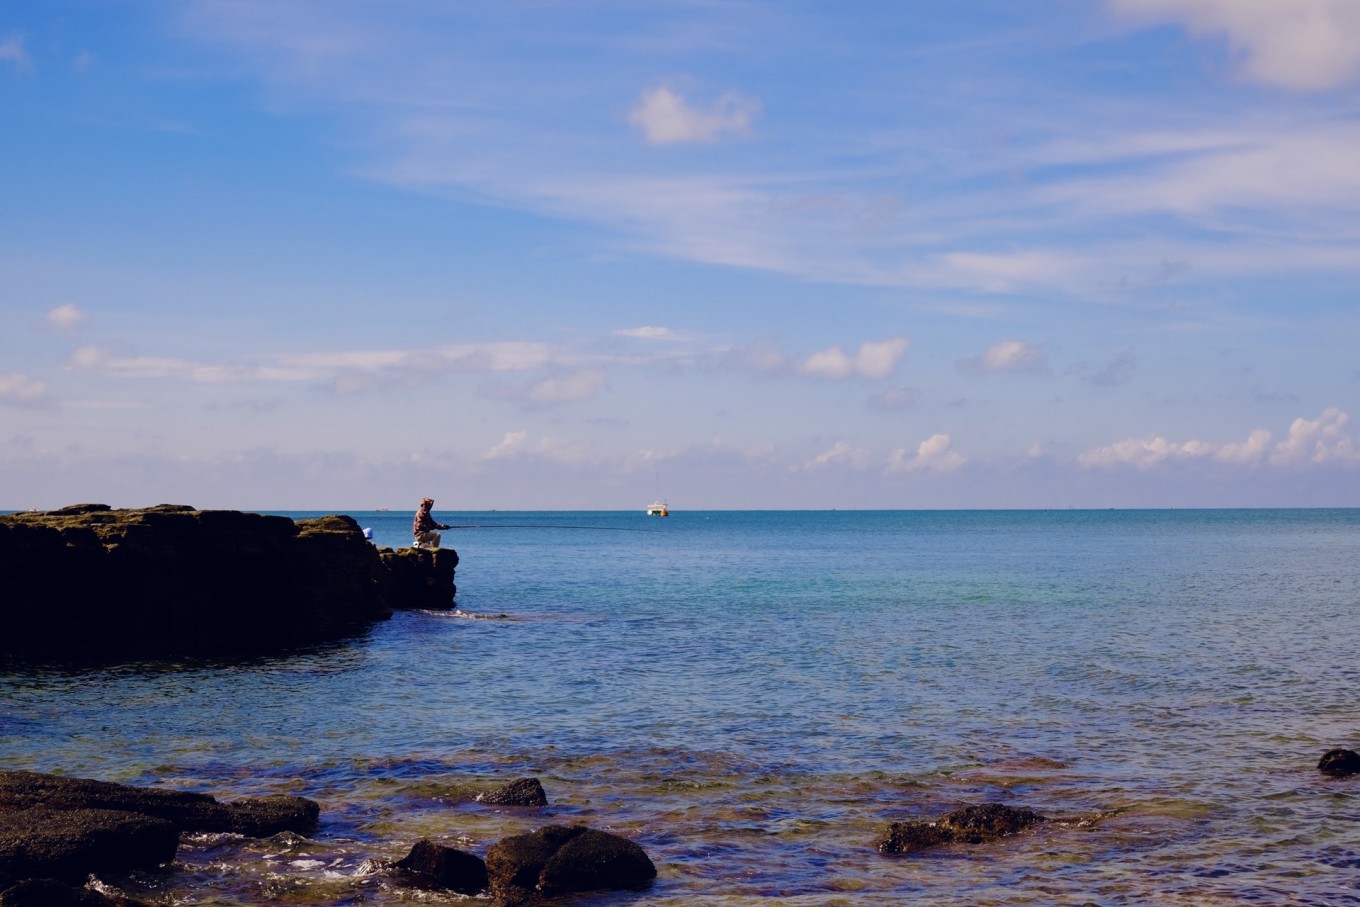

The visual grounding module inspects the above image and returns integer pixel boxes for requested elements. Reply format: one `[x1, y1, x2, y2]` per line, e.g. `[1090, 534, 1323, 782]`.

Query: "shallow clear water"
[4, 509, 1360, 904]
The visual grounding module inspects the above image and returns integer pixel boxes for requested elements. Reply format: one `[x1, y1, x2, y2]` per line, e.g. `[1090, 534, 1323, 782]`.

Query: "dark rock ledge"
[0, 504, 458, 660]
[0, 770, 320, 907]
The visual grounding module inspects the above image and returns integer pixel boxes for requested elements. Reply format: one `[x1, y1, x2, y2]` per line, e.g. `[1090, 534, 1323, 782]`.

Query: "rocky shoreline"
[9, 750, 1355, 905]
[0, 505, 458, 661]
[0, 770, 655, 907]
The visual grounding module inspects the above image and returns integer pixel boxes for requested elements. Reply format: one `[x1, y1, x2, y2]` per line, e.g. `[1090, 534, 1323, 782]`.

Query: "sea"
[3, 509, 1360, 905]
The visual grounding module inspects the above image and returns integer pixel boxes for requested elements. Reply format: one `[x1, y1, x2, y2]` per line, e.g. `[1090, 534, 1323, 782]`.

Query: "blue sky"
[3, 0, 1358, 510]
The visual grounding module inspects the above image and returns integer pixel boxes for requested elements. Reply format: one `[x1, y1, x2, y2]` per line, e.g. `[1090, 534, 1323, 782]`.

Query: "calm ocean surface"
[4, 509, 1360, 905]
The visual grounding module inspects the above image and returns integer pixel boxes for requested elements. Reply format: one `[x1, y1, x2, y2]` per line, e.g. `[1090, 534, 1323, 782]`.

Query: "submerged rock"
[485, 825, 656, 906]
[392, 839, 488, 894]
[0, 505, 457, 660]
[477, 778, 548, 807]
[878, 803, 1047, 855]
[1318, 748, 1360, 776]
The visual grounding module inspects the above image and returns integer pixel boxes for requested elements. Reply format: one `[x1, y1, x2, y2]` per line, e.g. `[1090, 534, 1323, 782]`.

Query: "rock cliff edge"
[0, 504, 457, 660]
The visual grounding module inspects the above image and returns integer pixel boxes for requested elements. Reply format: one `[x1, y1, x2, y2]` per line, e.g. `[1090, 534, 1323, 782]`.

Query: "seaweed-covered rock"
[0, 771, 319, 837]
[0, 808, 178, 883]
[393, 839, 488, 894]
[1318, 748, 1360, 777]
[879, 803, 1047, 855]
[477, 778, 548, 807]
[485, 825, 656, 906]
[0, 505, 459, 659]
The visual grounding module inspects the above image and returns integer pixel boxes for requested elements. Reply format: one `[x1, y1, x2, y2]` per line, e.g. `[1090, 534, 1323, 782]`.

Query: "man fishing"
[412, 497, 451, 549]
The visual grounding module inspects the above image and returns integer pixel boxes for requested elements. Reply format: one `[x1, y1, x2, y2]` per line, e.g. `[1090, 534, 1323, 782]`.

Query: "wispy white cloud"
[0, 34, 32, 71]
[629, 85, 759, 145]
[1077, 434, 1214, 469]
[959, 340, 1049, 376]
[484, 430, 529, 460]
[67, 345, 300, 384]
[1080, 409, 1358, 469]
[525, 368, 608, 405]
[1046, 124, 1360, 219]
[0, 372, 49, 407]
[614, 326, 692, 342]
[67, 341, 567, 387]
[724, 337, 908, 381]
[480, 368, 608, 406]
[1110, 0, 1360, 90]
[40, 303, 88, 332]
[939, 251, 1085, 294]
[801, 440, 871, 471]
[798, 338, 909, 380]
[885, 433, 966, 473]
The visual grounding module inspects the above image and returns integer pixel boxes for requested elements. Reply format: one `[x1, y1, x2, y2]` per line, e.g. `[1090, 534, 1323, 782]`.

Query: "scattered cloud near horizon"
[1079, 409, 1357, 469]
[0, 372, 50, 407]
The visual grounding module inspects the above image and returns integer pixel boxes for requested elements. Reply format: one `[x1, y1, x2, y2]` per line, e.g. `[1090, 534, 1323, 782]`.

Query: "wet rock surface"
[1318, 748, 1360, 776]
[0, 505, 457, 660]
[0, 808, 178, 884]
[0, 771, 320, 892]
[878, 802, 1048, 855]
[485, 825, 657, 906]
[378, 545, 459, 611]
[0, 771, 319, 837]
[0, 877, 152, 907]
[478, 778, 549, 807]
[392, 839, 489, 894]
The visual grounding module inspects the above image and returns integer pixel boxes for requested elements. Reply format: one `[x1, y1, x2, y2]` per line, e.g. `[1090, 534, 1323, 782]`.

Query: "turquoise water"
[3, 509, 1360, 904]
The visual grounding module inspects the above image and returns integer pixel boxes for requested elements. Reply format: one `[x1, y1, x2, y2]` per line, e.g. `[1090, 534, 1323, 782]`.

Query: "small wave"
[415, 608, 515, 620]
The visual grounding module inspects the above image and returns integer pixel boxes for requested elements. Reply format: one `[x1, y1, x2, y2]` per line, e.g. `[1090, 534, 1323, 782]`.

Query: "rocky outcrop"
[878, 803, 1047, 855]
[0, 505, 457, 659]
[0, 771, 319, 837]
[1318, 748, 1360, 776]
[485, 825, 656, 906]
[0, 808, 178, 883]
[392, 840, 488, 894]
[378, 546, 459, 611]
[477, 778, 548, 807]
[0, 771, 320, 893]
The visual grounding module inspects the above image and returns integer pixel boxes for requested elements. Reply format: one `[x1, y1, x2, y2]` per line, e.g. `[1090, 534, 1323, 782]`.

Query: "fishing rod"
[443, 524, 656, 532]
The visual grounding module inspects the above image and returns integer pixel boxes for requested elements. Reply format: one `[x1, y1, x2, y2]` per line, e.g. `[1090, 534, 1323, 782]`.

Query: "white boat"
[646, 471, 670, 516]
